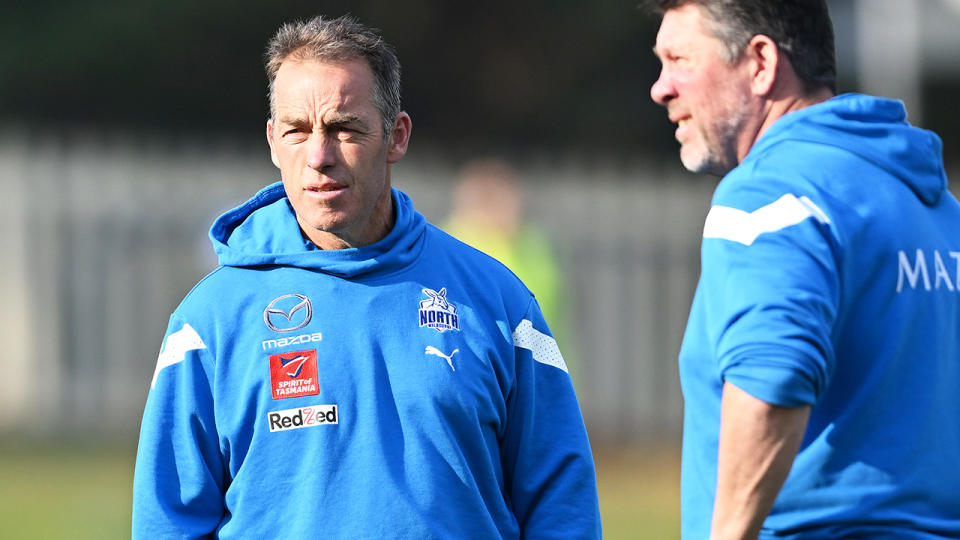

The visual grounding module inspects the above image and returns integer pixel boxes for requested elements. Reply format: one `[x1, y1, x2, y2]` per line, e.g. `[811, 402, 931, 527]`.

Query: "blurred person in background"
[648, 0, 960, 538]
[443, 158, 575, 373]
[132, 15, 600, 539]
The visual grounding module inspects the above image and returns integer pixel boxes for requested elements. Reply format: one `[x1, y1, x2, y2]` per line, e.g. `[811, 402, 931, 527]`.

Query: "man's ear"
[745, 34, 779, 97]
[386, 112, 412, 164]
[266, 119, 280, 169]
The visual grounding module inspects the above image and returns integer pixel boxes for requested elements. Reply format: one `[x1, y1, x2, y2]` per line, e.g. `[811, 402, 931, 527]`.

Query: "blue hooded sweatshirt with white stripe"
[679, 94, 960, 539]
[133, 184, 601, 539]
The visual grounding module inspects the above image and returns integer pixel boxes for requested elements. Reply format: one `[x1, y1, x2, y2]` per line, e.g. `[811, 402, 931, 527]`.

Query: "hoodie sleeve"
[703, 174, 841, 407]
[500, 297, 602, 539]
[132, 314, 226, 538]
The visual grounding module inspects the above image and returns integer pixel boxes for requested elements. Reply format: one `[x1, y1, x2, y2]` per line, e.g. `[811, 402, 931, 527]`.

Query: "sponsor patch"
[418, 287, 460, 333]
[268, 404, 338, 432]
[264, 294, 312, 332]
[262, 331, 322, 351]
[269, 350, 320, 399]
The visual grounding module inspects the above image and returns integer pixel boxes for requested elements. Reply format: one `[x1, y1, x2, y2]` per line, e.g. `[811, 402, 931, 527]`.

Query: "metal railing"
[0, 131, 716, 443]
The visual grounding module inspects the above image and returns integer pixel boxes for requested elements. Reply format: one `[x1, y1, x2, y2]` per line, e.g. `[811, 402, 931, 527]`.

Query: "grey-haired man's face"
[266, 58, 410, 249]
[651, 4, 754, 176]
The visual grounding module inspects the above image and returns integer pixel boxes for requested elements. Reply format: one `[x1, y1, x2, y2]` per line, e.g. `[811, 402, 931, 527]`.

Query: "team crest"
[419, 287, 460, 333]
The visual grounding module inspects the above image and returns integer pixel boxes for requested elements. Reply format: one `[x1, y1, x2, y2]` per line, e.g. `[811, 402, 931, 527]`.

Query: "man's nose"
[650, 69, 675, 106]
[306, 133, 336, 170]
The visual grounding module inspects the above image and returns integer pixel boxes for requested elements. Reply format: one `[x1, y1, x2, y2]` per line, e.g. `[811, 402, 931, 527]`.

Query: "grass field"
[0, 440, 679, 539]
[596, 445, 681, 539]
[0, 441, 137, 539]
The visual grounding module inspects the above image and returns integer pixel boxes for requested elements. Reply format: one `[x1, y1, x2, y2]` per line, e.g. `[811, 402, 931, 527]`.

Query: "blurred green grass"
[0, 441, 136, 539]
[596, 445, 681, 539]
[0, 441, 679, 539]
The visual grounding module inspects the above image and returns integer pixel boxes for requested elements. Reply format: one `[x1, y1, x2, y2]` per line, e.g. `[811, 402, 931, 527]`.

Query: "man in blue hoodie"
[650, 1, 960, 538]
[132, 15, 601, 539]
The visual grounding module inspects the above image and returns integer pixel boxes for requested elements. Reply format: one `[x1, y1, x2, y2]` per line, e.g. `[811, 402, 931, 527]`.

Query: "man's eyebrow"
[324, 111, 364, 126]
[275, 111, 368, 129]
[277, 114, 309, 127]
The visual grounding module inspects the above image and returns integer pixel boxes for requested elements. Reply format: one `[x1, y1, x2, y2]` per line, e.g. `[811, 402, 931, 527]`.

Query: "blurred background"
[2, 0, 959, 537]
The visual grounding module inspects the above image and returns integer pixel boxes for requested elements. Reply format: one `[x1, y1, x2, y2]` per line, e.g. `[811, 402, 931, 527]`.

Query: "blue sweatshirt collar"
[210, 183, 426, 278]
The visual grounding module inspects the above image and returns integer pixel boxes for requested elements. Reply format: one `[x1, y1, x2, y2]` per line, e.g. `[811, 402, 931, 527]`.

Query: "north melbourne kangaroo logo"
[425, 346, 459, 371]
[418, 287, 460, 333]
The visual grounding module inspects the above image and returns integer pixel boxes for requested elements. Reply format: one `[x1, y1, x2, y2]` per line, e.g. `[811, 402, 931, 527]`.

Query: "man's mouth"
[307, 182, 346, 191]
[305, 183, 347, 199]
[675, 118, 690, 142]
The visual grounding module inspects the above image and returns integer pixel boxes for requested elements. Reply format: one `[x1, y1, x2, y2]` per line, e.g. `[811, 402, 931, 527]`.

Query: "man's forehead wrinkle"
[275, 108, 366, 130]
[653, 30, 676, 58]
[271, 60, 378, 131]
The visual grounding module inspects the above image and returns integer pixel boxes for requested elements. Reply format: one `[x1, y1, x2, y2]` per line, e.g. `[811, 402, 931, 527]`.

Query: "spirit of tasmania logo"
[269, 350, 320, 400]
[418, 287, 460, 333]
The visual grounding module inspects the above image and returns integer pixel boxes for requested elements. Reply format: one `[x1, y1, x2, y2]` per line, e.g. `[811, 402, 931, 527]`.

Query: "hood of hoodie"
[750, 93, 947, 206]
[210, 182, 426, 279]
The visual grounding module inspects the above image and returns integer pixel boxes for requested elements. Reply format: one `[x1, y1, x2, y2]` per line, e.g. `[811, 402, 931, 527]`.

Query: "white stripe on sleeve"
[703, 194, 830, 246]
[151, 323, 207, 388]
[513, 319, 568, 373]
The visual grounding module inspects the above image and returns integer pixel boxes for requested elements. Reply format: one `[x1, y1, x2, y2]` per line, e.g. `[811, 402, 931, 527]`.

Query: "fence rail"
[0, 131, 717, 443]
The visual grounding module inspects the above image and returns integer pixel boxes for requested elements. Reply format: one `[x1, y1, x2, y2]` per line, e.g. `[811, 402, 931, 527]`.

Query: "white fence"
[0, 130, 717, 443]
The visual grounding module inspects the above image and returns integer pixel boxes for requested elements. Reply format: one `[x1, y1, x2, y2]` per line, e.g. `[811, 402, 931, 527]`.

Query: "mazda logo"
[264, 294, 313, 333]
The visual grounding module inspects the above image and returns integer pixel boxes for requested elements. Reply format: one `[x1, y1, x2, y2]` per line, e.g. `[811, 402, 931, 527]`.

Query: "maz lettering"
[897, 249, 960, 292]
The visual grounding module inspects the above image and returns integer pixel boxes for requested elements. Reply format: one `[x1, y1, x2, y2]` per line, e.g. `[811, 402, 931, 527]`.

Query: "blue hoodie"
[133, 185, 601, 539]
[679, 94, 960, 539]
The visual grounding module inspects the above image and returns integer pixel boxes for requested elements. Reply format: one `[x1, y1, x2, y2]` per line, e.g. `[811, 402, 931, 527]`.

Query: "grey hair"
[649, 0, 837, 94]
[265, 15, 402, 137]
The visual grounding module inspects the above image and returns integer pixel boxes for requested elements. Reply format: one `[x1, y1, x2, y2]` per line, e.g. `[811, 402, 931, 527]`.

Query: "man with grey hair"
[133, 15, 601, 539]
[649, 0, 960, 538]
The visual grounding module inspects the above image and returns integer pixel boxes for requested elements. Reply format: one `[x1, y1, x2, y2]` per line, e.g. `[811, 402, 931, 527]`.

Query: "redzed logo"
[269, 350, 320, 400]
[268, 405, 338, 432]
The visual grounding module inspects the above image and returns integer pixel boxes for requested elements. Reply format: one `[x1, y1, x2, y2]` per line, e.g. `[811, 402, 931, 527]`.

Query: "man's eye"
[284, 128, 304, 136]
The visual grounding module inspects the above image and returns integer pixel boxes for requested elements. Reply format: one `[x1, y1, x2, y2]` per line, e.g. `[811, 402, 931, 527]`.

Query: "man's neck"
[740, 86, 835, 164]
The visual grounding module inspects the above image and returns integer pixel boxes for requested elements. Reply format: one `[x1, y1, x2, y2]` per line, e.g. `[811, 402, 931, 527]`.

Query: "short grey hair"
[649, 0, 836, 94]
[265, 15, 402, 137]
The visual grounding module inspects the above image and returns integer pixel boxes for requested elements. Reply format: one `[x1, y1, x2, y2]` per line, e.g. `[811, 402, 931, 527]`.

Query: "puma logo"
[424, 346, 459, 372]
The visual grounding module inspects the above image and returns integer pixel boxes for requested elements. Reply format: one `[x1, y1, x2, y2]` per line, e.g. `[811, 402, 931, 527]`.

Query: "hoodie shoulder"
[423, 223, 534, 299]
[426, 224, 531, 282]
[740, 94, 948, 207]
